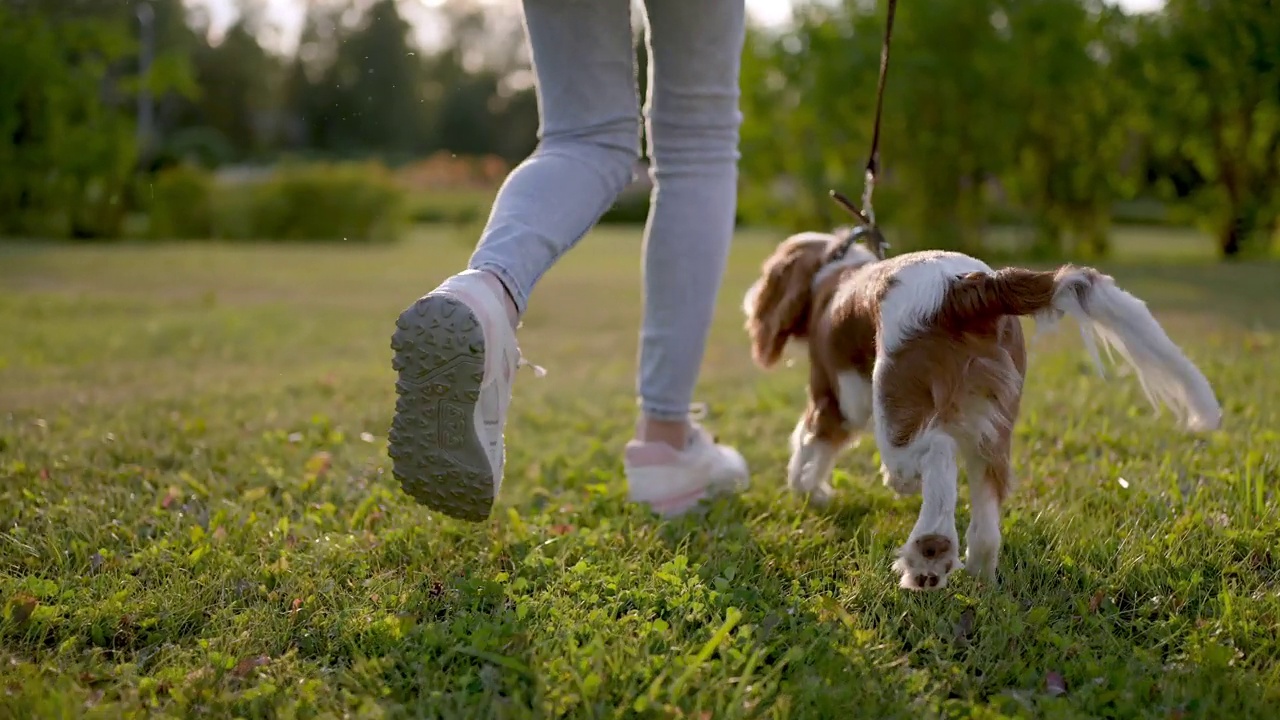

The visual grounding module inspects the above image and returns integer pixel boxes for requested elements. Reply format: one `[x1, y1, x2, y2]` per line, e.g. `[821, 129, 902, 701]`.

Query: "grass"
[1, 224, 1278, 718]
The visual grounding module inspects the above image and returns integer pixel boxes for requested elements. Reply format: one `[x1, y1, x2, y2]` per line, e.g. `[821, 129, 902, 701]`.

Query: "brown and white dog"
[742, 229, 1222, 590]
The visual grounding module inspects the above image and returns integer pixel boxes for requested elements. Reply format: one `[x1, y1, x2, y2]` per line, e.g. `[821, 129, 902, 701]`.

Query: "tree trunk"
[1220, 220, 1242, 258]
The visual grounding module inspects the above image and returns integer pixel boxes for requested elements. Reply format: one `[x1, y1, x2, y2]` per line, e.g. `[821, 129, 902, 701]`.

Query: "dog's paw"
[881, 463, 921, 496]
[788, 460, 835, 507]
[798, 479, 834, 507]
[892, 533, 961, 591]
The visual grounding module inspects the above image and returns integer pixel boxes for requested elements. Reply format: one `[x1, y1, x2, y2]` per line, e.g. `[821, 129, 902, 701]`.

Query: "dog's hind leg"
[961, 444, 1010, 584]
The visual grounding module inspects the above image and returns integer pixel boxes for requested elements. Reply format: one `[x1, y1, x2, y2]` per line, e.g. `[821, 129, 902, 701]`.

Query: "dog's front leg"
[787, 398, 848, 507]
[886, 431, 962, 590]
[786, 413, 815, 491]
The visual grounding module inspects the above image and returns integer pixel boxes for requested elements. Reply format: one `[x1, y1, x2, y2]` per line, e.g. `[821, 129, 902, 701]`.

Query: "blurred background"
[1, 0, 1277, 261]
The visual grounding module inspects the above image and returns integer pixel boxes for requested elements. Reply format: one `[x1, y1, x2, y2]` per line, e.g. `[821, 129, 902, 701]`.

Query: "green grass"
[1, 225, 1278, 718]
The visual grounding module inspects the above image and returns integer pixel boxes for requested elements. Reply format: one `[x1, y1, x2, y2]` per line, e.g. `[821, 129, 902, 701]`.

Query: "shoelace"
[687, 402, 709, 421]
[513, 322, 547, 377]
[629, 401, 720, 446]
[517, 355, 546, 378]
[686, 402, 723, 445]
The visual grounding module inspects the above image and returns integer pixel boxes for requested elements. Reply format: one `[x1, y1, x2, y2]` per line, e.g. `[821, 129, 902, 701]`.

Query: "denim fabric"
[467, 0, 745, 421]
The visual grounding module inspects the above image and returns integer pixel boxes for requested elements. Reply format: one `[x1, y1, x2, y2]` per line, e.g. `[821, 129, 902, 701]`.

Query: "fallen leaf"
[232, 655, 271, 677]
[953, 607, 976, 644]
[1045, 670, 1067, 697]
[8, 594, 37, 624]
[305, 451, 332, 479]
[161, 486, 181, 509]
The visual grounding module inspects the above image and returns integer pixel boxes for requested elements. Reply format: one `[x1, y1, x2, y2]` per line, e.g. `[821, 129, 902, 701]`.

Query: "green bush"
[247, 162, 406, 242]
[142, 161, 408, 242]
[408, 189, 489, 225]
[148, 164, 215, 239]
[402, 174, 755, 230]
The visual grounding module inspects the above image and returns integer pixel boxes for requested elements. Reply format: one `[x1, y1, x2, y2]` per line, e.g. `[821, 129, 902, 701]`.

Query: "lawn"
[1, 225, 1278, 718]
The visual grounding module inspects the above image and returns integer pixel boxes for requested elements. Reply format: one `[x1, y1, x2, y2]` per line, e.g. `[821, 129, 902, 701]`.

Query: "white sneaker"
[624, 409, 750, 518]
[388, 270, 541, 521]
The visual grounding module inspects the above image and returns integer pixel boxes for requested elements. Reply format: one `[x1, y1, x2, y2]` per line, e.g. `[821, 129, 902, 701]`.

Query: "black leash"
[828, 0, 898, 262]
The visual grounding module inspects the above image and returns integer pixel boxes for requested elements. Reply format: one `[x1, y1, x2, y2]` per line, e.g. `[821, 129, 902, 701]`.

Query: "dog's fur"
[742, 230, 1222, 590]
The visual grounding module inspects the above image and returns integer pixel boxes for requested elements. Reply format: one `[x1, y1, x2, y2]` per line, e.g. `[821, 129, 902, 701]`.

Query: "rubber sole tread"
[388, 295, 494, 521]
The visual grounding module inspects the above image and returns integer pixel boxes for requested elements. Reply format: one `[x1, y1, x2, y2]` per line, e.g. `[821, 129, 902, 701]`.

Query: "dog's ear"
[745, 246, 821, 368]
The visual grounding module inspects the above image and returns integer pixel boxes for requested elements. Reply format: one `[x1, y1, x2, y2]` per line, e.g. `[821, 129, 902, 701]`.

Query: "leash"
[828, 0, 897, 262]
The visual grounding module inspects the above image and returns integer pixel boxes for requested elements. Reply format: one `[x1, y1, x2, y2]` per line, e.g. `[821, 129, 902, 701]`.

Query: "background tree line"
[1, 0, 1277, 258]
[741, 0, 1280, 259]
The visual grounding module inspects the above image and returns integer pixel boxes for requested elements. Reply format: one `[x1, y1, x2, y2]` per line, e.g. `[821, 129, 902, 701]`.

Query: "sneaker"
[388, 270, 541, 521]
[623, 408, 750, 517]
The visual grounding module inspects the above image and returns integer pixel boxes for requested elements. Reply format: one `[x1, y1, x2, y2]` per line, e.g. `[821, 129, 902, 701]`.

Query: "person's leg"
[635, 0, 745, 436]
[467, 0, 642, 318]
[622, 0, 750, 516]
[389, 0, 639, 521]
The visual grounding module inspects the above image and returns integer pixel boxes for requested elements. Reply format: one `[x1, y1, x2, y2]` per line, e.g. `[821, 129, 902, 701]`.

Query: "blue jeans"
[467, 0, 746, 423]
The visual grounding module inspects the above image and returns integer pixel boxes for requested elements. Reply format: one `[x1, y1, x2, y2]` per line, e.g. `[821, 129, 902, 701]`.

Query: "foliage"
[244, 162, 407, 243]
[737, 0, 1280, 260]
[142, 162, 407, 243]
[1132, 0, 1280, 258]
[0, 9, 135, 238]
[1, 228, 1278, 716]
[147, 164, 215, 239]
[993, 0, 1144, 260]
[283, 0, 537, 166]
[3, 0, 1278, 257]
[0, 3, 198, 240]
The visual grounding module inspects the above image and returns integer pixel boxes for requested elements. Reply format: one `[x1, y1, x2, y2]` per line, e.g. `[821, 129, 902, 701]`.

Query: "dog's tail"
[941, 265, 1222, 432]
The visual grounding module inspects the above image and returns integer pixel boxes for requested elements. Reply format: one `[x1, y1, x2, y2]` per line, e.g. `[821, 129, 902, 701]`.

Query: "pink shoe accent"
[623, 425, 750, 517]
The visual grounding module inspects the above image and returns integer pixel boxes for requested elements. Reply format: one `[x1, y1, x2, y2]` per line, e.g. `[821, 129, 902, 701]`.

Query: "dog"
[741, 227, 1222, 590]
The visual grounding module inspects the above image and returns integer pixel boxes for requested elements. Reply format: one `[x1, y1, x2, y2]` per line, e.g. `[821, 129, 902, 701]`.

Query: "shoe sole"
[388, 295, 494, 522]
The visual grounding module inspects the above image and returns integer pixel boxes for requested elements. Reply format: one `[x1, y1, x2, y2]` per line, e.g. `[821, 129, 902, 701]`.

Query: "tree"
[0, 4, 192, 238]
[737, 3, 887, 236]
[185, 9, 285, 162]
[420, 2, 538, 164]
[739, 0, 1016, 252]
[1136, 0, 1280, 258]
[289, 1, 410, 158]
[995, 0, 1143, 259]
